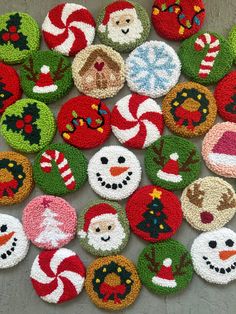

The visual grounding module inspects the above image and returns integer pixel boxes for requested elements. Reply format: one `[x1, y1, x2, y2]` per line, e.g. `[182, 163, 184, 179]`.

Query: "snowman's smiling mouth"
[203, 256, 236, 274]
[101, 236, 110, 242]
[0, 237, 18, 260]
[96, 171, 133, 190]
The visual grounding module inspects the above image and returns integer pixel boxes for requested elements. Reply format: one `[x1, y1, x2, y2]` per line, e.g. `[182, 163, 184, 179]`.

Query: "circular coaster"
[191, 228, 236, 285]
[72, 44, 125, 99]
[179, 32, 234, 85]
[0, 152, 33, 206]
[0, 63, 22, 115]
[31, 248, 86, 303]
[162, 82, 217, 137]
[96, 0, 150, 53]
[214, 71, 236, 122]
[126, 41, 181, 98]
[202, 122, 236, 178]
[145, 135, 201, 190]
[111, 94, 164, 149]
[57, 96, 111, 149]
[20, 51, 73, 104]
[42, 3, 95, 56]
[78, 200, 130, 256]
[137, 239, 193, 295]
[0, 99, 56, 153]
[0, 214, 29, 269]
[182, 177, 236, 232]
[88, 146, 142, 200]
[23, 195, 77, 250]
[0, 12, 40, 64]
[152, 0, 205, 41]
[85, 255, 141, 310]
[228, 25, 236, 63]
[33, 143, 87, 196]
[126, 185, 182, 242]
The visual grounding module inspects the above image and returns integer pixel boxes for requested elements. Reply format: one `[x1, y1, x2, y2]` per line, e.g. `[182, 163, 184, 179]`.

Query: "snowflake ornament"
[126, 41, 181, 98]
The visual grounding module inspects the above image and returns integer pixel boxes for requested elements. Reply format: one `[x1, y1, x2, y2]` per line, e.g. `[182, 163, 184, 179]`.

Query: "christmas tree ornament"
[0, 99, 56, 153]
[126, 41, 181, 98]
[72, 44, 125, 99]
[0, 214, 29, 269]
[214, 71, 236, 122]
[23, 195, 77, 250]
[179, 32, 234, 85]
[228, 25, 236, 63]
[152, 0, 205, 41]
[182, 177, 236, 232]
[33, 143, 87, 196]
[0, 63, 22, 115]
[126, 185, 182, 242]
[85, 255, 141, 310]
[42, 3, 95, 56]
[145, 135, 201, 190]
[138, 239, 193, 295]
[30, 248, 86, 303]
[162, 82, 217, 137]
[0, 12, 40, 64]
[20, 51, 73, 104]
[88, 146, 142, 200]
[111, 94, 164, 149]
[78, 200, 130, 256]
[0, 152, 33, 206]
[96, 1, 150, 53]
[191, 228, 236, 284]
[202, 122, 236, 178]
[57, 96, 111, 149]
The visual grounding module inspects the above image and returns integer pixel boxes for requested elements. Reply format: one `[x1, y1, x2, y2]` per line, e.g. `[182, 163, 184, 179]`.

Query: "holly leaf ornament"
[6, 13, 22, 30]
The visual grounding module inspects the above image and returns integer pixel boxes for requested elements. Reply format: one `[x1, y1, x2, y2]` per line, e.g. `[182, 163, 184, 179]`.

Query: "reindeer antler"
[179, 149, 199, 172]
[217, 189, 236, 211]
[53, 57, 70, 81]
[186, 183, 204, 207]
[144, 247, 160, 273]
[23, 56, 38, 82]
[152, 139, 165, 167]
[173, 252, 192, 276]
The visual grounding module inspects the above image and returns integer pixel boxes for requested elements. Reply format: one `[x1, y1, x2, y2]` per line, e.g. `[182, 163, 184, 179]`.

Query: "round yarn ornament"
[202, 122, 236, 178]
[57, 95, 111, 149]
[214, 71, 236, 122]
[162, 82, 217, 137]
[85, 255, 141, 310]
[78, 200, 130, 257]
[228, 25, 236, 63]
[42, 3, 96, 56]
[191, 228, 236, 285]
[0, 214, 29, 269]
[96, 0, 150, 53]
[72, 44, 125, 99]
[182, 177, 236, 232]
[111, 94, 164, 149]
[0, 12, 40, 64]
[20, 51, 73, 104]
[0, 151, 33, 206]
[88, 145, 142, 200]
[23, 195, 77, 250]
[126, 185, 182, 242]
[145, 135, 201, 191]
[0, 63, 22, 115]
[179, 31, 234, 85]
[0, 99, 56, 153]
[152, 0, 205, 41]
[33, 143, 87, 196]
[126, 41, 181, 98]
[138, 240, 193, 295]
[30, 248, 86, 303]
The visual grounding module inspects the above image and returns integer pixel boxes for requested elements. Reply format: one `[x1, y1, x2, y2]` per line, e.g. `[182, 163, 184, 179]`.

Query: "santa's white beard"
[87, 221, 126, 251]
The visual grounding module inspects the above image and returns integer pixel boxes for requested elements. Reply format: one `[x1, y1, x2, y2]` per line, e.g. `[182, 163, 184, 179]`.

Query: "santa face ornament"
[88, 146, 142, 200]
[191, 228, 236, 284]
[0, 214, 29, 269]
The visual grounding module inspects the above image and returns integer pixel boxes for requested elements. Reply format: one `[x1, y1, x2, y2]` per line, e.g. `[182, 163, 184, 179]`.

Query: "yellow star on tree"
[149, 188, 162, 199]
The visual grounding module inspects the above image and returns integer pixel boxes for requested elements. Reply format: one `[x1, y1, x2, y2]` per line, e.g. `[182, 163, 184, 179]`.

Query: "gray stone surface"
[0, 1, 235, 314]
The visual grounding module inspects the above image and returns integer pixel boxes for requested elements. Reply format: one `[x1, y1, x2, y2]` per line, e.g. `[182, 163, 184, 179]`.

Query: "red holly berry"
[9, 26, 17, 33]
[2, 32, 10, 42]
[16, 119, 25, 129]
[24, 124, 33, 134]
[24, 115, 33, 123]
[10, 33, 20, 42]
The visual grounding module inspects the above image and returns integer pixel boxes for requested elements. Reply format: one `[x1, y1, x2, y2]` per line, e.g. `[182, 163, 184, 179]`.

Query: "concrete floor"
[0, 1, 236, 314]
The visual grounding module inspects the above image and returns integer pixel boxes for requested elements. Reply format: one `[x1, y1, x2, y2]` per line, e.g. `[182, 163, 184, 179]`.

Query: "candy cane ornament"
[194, 33, 220, 78]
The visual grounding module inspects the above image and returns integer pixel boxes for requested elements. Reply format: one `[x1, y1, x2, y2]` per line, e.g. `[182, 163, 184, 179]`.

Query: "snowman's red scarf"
[175, 106, 201, 130]
[99, 282, 126, 304]
[0, 179, 18, 198]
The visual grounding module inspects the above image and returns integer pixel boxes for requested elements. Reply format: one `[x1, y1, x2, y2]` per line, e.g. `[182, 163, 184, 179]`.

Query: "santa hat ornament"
[157, 153, 182, 183]
[152, 258, 177, 288]
[33, 65, 58, 93]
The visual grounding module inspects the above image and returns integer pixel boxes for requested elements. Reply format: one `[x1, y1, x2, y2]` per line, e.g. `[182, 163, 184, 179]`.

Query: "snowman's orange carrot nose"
[219, 250, 236, 260]
[0, 231, 14, 246]
[110, 166, 129, 176]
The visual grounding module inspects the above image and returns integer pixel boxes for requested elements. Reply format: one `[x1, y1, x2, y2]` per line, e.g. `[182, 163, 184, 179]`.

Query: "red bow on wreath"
[99, 282, 126, 304]
[0, 179, 18, 198]
[175, 106, 201, 131]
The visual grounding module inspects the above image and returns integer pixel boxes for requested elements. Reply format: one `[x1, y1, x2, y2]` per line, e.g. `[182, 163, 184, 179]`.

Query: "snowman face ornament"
[88, 146, 142, 200]
[191, 228, 236, 284]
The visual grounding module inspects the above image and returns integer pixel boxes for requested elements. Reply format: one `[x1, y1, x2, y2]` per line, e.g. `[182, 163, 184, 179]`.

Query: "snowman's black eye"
[118, 156, 125, 164]
[0, 225, 7, 233]
[108, 225, 112, 230]
[116, 20, 119, 25]
[209, 241, 217, 248]
[95, 227, 100, 233]
[226, 239, 234, 247]
[101, 157, 108, 164]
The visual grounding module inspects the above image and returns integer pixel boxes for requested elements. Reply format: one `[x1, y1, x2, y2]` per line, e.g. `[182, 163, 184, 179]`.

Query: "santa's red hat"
[33, 65, 58, 94]
[78, 203, 118, 238]
[157, 153, 182, 183]
[98, 1, 135, 33]
[152, 258, 177, 288]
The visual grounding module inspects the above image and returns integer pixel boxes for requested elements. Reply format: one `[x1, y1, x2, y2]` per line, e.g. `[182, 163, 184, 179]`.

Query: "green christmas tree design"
[225, 93, 236, 114]
[0, 81, 13, 111]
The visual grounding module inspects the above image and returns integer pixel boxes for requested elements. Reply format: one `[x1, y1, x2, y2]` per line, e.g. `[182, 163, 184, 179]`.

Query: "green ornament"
[228, 25, 236, 63]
